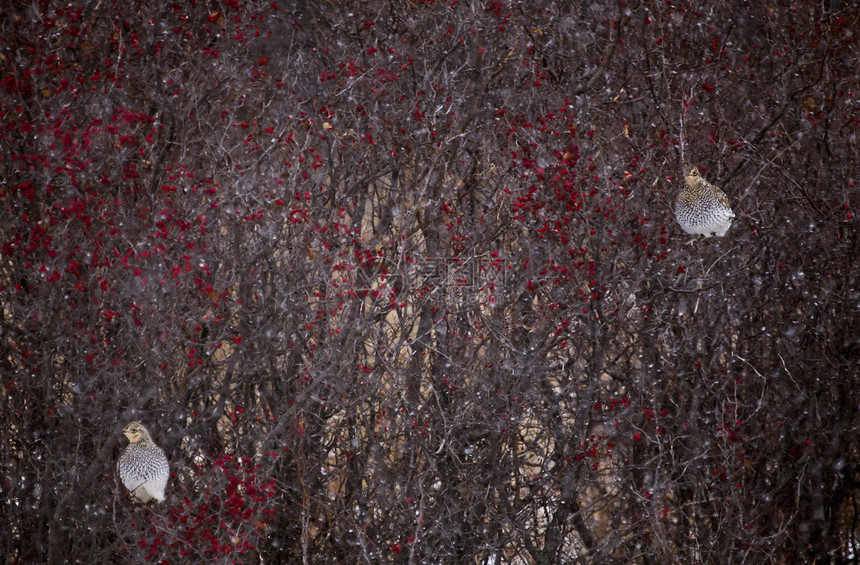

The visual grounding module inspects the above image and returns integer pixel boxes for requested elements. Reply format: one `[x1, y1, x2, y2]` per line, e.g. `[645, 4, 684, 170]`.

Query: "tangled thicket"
[1, 1, 858, 563]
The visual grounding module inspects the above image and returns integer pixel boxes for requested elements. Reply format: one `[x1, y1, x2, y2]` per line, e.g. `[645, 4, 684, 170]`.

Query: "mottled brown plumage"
[675, 166, 735, 238]
[118, 422, 169, 503]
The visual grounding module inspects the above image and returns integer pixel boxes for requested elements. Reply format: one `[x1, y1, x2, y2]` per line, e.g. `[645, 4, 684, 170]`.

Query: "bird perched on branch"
[674, 166, 735, 238]
[117, 421, 169, 503]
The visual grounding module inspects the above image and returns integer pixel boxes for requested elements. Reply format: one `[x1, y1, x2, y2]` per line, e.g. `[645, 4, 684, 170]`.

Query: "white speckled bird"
[118, 422, 169, 503]
[675, 166, 735, 237]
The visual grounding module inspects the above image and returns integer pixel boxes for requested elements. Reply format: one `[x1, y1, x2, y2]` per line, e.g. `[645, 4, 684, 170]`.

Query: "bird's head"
[123, 421, 152, 444]
[685, 166, 701, 179]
